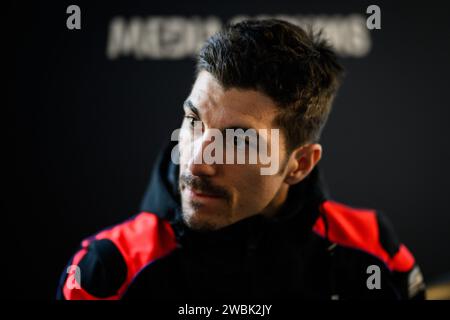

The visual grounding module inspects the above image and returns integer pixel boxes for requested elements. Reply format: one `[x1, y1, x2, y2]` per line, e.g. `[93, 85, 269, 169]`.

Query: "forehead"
[187, 71, 279, 129]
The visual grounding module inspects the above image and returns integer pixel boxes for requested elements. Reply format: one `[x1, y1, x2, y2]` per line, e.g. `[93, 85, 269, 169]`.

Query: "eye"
[184, 115, 197, 128]
[233, 135, 248, 149]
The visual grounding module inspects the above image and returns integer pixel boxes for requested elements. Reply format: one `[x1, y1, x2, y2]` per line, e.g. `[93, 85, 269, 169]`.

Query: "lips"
[189, 188, 223, 198]
[185, 187, 224, 200]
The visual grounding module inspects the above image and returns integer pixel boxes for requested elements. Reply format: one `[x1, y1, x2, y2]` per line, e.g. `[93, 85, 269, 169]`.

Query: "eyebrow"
[183, 99, 201, 119]
[224, 126, 261, 142]
[182, 99, 261, 138]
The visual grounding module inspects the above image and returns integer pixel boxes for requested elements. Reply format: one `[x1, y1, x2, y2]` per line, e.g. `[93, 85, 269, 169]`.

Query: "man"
[57, 19, 425, 300]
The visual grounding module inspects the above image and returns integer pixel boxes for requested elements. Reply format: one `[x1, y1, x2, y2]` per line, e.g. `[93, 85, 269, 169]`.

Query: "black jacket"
[57, 142, 426, 300]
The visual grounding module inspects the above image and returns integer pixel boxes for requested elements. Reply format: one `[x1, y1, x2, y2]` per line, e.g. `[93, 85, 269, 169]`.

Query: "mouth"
[185, 187, 225, 201]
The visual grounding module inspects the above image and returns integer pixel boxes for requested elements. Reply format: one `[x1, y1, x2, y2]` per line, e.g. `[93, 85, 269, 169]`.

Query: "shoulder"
[313, 200, 415, 273]
[58, 212, 177, 300]
[312, 200, 426, 299]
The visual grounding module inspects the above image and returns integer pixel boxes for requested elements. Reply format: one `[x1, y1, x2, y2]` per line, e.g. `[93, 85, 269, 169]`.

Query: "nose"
[188, 130, 218, 177]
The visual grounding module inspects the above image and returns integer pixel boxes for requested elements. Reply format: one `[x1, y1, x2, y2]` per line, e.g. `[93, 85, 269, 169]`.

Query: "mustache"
[179, 173, 230, 199]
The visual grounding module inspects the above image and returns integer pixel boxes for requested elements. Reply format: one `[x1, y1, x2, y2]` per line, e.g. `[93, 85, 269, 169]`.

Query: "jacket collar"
[140, 141, 330, 242]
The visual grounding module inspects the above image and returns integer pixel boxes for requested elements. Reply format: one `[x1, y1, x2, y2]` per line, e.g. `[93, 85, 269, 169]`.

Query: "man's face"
[178, 71, 291, 231]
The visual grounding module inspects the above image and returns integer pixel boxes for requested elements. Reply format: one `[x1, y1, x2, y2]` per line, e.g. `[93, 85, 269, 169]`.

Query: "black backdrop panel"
[10, 0, 450, 299]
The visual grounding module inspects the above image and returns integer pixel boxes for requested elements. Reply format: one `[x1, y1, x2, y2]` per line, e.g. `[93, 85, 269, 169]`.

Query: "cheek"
[178, 130, 192, 165]
[231, 167, 280, 209]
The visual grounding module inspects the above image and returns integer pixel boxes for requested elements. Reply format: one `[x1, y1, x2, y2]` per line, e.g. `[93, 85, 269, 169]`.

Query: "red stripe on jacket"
[63, 212, 177, 300]
[313, 200, 414, 272]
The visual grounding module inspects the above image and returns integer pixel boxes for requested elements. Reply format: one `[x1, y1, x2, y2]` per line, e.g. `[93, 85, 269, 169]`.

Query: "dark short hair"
[196, 19, 344, 152]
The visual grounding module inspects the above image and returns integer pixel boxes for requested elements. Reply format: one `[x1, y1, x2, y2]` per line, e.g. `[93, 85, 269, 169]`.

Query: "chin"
[181, 208, 231, 232]
[182, 214, 221, 231]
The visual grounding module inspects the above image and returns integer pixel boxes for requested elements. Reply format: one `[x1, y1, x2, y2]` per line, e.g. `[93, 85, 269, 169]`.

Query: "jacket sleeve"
[56, 239, 128, 300]
[376, 212, 426, 299]
[56, 212, 178, 300]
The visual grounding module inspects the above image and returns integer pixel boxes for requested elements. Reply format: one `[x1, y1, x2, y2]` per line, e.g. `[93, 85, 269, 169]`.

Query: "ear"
[284, 143, 322, 185]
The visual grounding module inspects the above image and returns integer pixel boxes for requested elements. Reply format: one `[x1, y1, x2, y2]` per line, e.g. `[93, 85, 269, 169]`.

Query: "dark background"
[9, 0, 450, 299]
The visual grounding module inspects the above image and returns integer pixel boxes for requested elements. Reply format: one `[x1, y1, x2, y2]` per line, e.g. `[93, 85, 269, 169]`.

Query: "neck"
[260, 183, 290, 218]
